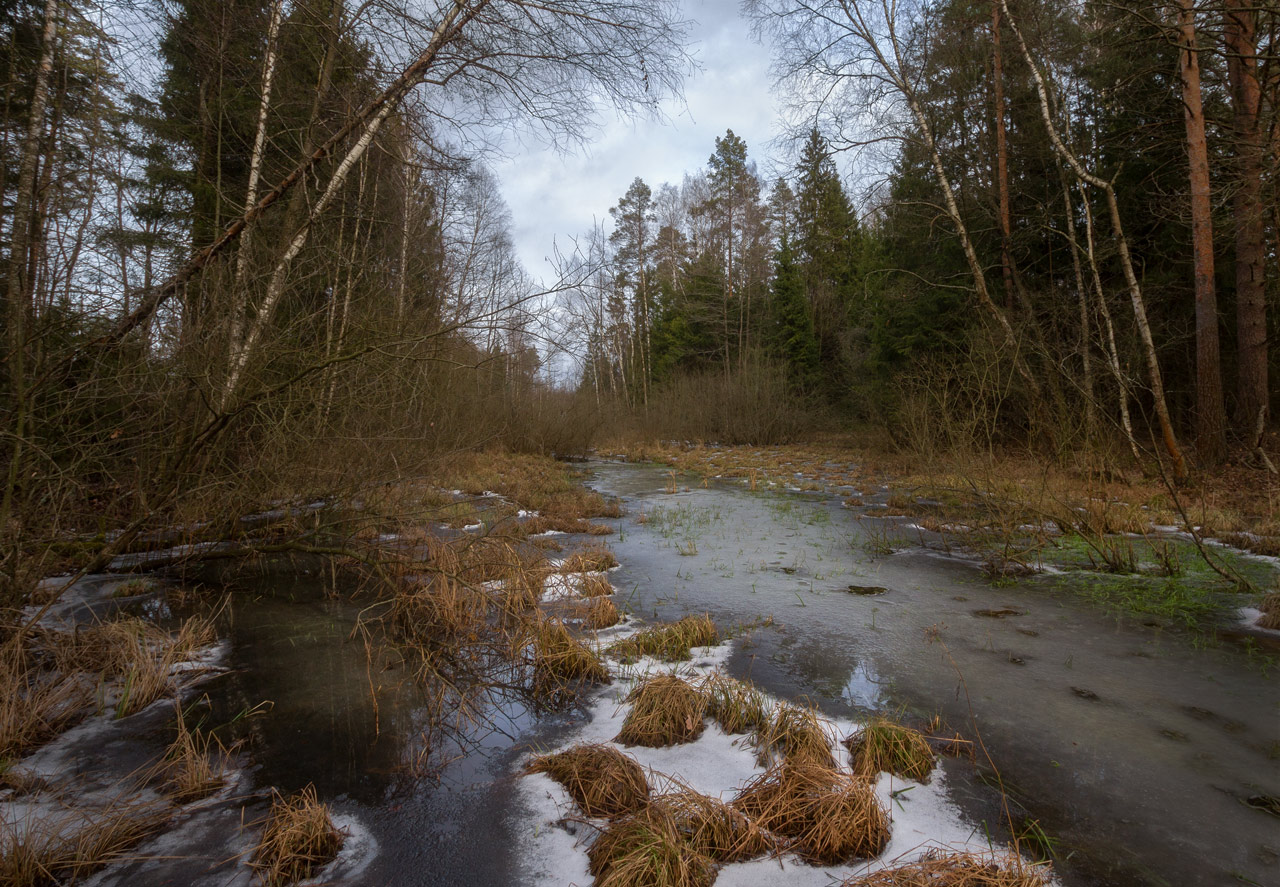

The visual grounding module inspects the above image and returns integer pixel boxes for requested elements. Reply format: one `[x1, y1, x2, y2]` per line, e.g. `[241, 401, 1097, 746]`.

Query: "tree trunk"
[1056, 164, 1096, 438]
[1178, 0, 1226, 464]
[1224, 0, 1268, 429]
[1001, 0, 1187, 480]
[992, 0, 1014, 312]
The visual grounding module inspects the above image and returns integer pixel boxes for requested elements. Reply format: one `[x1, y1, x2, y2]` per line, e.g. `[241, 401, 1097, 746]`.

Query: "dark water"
[95, 462, 1278, 886]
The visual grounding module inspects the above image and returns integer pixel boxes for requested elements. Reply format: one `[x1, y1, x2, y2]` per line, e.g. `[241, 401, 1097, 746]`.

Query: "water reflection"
[841, 658, 887, 710]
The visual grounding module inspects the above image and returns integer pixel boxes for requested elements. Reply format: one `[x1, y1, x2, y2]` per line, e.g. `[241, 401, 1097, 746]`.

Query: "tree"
[768, 236, 820, 393]
[1176, 0, 1226, 463]
[609, 177, 655, 403]
[793, 127, 856, 396]
[1224, 0, 1268, 430]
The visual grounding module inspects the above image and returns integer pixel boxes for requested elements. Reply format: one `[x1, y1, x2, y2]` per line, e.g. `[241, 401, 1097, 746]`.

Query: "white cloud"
[493, 0, 779, 282]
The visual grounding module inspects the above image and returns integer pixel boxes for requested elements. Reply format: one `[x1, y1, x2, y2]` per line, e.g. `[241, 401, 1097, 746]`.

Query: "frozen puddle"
[514, 637, 1051, 885]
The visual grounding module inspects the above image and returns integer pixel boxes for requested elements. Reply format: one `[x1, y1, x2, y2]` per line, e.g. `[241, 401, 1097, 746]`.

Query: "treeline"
[564, 128, 870, 442]
[0, 0, 687, 599]
[578, 0, 1278, 470]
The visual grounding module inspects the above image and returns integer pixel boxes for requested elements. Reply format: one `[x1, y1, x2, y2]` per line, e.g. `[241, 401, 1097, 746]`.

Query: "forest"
[0, 1, 1277, 886]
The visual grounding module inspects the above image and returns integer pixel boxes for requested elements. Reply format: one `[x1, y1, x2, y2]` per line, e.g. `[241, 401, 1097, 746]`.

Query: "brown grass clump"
[585, 596, 621, 630]
[754, 703, 837, 768]
[59, 615, 215, 718]
[608, 615, 718, 663]
[390, 575, 488, 649]
[150, 706, 233, 804]
[0, 797, 172, 886]
[659, 785, 774, 862]
[845, 718, 936, 783]
[733, 761, 891, 864]
[526, 744, 651, 819]
[702, 673, 769, 735]
[616, 675, 707, 747]
[249, 786, 344, 886]
[1257, 592, 1280, 630]
[587, 804, 716, 887]
[561, 544, 619, 573]
[527, 617, 611, 699]
[841, 849, 1050, 886]
[0, 642, 93, 761]
[579, 573, 614, 597]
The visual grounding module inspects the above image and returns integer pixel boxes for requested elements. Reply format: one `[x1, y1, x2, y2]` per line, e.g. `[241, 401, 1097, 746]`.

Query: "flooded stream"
[66, 461, 1279, 886]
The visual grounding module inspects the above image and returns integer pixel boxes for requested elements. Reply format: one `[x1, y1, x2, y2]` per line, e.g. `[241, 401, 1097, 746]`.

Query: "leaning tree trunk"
[1001, 0, 1187, 480]
[1178, 0, 1226, 464]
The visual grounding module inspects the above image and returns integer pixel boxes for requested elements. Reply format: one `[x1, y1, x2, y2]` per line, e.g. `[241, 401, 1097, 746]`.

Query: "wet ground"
[43, 461, 1280, 886]
[585, 463, 1280, 887]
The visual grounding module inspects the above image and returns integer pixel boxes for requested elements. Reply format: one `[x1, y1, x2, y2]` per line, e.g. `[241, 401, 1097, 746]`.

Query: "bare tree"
[998, 0, 1188, 480]
[746, 0, 1053, 440]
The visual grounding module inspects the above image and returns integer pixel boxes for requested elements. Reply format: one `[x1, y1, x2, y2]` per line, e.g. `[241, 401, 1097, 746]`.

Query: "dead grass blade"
[0, 796, 171, 886]
[0, 641, 93, 761]
[845, 718, 936, 782]
[1257, 591, 1280, 630]
[616, 675, 707, 747]
[608, 615, 718, 663]
[249, 785, 344, 887]
[841, 849, 1050, 886]
[733, 761, 890, 864]
[525, 743, 650, 819]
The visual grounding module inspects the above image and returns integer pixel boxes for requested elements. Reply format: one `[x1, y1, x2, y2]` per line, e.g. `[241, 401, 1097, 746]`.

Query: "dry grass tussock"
[845, 718, 936, 782]
[608, 615, 718, 663]
[587, 803, 716, 887]
[733, 761, 891, 864]
[584, 596, 621, 630]
[701, 673, 769, 735]
[657, 783, 775, 862]
[1257, 592, 1280, 630]
[149, 705, 234, 803]
[615, 675, 707, 747]
[0, 640, 94, 761]
[524, 616, 611, 702]
[753, 702, 837, 768]
[249, 785, 344, 887]
[560, 544, 619, 574]
[578, 573, 614, 597]
[0, 795, 171, 886]
[23, 614, 214, 723]
[526, 743, 650, 819]
[390, 574, 489, 651]
[841, 849, 1050, 886]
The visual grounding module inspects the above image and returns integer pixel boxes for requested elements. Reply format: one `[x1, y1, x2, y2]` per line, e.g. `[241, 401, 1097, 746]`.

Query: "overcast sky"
[492, 0, 779, 282]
